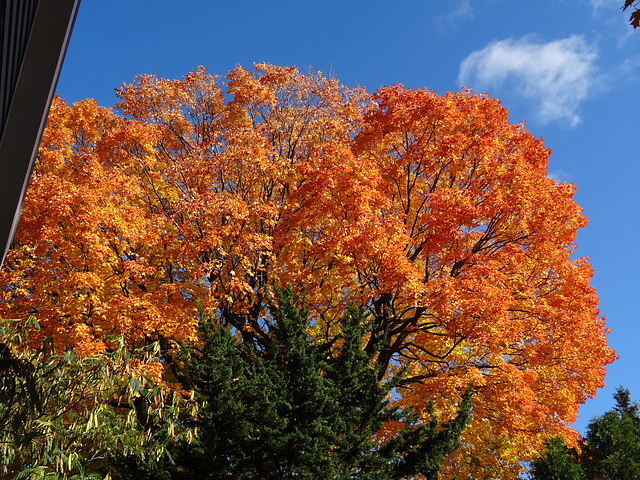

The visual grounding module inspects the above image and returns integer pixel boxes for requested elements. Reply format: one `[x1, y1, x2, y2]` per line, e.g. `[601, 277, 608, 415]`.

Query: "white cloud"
[451, 0, 473, 19]
[458, 35, 598, 127]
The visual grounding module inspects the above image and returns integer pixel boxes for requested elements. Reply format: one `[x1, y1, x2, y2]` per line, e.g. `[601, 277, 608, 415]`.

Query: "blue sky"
[56, 0, 640, 434]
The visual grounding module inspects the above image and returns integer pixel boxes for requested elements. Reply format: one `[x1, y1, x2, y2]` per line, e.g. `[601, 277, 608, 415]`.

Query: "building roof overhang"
[0, 0, 81, 267]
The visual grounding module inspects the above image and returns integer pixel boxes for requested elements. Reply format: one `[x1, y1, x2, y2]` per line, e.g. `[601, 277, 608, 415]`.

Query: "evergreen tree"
[581, 387, 640, 480]
[171, 288, 473, 479]
[532, 387, 640, 480]
[531, 437, 583, 480]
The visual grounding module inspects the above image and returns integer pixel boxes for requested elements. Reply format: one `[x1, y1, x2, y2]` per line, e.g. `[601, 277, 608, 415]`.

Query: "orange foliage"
[0, 64, 615, 478]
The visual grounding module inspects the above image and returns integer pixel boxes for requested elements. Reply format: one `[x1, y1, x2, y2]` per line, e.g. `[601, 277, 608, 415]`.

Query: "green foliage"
[531, 437, 583, 480]
[1, 317, 48, 440]
[580, 388, 640, 480]
[172, 288, 473, 479]
[0, 319, 185, 480]
[2, 288, 471, 480]
[532, 387, 640, 480]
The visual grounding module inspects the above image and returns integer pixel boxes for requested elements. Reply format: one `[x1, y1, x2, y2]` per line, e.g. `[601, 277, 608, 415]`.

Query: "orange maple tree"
[0, 64, 615, 478]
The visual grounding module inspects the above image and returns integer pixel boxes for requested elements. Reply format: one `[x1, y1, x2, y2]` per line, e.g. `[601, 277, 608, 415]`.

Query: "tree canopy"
[0, 64, 615, 479]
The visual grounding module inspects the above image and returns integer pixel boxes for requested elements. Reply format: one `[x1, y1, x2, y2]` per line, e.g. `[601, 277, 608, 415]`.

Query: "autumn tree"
[0, 64, 615, 479]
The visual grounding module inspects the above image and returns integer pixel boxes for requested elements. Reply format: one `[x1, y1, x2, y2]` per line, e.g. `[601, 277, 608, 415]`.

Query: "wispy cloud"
[589, 0, 617, 12]
[458, 35, 598, 127]
[451, 0, 473, 19]
[437, 0, 474, 28]
[588, 0, 636, 40]
[588, 0, 634, 17]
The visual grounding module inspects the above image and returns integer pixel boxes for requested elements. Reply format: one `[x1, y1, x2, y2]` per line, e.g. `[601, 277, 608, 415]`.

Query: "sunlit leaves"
[0, 65, 615, 479]
[0, 320, 185, 479]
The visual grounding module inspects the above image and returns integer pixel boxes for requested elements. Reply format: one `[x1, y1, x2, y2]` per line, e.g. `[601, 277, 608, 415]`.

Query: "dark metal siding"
[0, 0, 40, 132]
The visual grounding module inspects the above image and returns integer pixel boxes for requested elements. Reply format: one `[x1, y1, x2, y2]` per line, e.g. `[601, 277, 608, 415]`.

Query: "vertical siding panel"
[0, 0, 41, 131]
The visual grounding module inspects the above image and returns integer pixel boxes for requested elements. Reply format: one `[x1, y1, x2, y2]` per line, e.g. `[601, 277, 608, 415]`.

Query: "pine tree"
[171, 288, 472, 479]
[532, 387, 640, 480]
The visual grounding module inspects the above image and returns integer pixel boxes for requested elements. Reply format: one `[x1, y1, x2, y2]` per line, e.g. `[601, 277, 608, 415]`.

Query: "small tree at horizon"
[532, 387, 640, 480]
